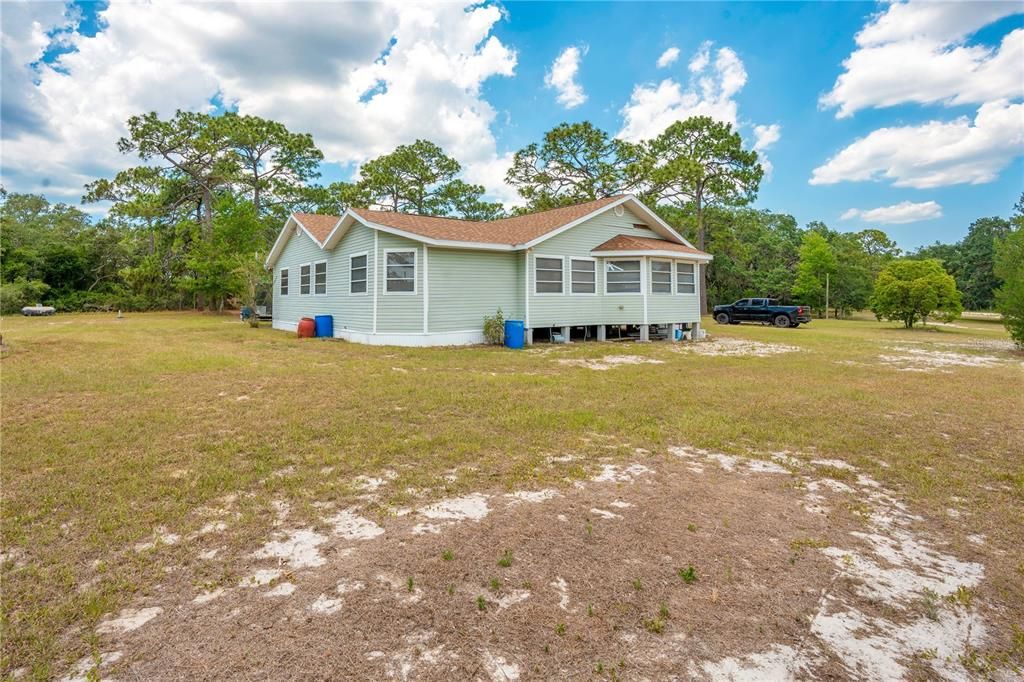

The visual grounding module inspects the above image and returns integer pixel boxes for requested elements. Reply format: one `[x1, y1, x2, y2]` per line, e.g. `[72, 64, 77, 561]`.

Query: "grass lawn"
[2, 312, 1022, 679]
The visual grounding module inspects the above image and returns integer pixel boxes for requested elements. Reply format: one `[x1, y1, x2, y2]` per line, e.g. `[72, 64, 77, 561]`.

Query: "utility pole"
[825, 272, 830, 320]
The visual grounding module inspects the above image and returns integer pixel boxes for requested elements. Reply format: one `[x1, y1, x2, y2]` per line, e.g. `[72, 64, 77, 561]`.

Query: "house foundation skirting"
[272, 319, 483, 346]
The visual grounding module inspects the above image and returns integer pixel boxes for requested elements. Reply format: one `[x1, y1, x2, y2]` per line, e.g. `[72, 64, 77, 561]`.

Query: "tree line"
[1, 110, 1021, 343]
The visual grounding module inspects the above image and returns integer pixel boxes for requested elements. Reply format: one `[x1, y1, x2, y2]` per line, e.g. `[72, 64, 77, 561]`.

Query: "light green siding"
[427, 248, 521, 332]
[526, 206, 701, 327]
[376, 232, 424, 333]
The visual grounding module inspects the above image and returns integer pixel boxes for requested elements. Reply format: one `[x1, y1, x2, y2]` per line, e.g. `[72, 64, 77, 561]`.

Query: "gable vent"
[613, 205, 625, 217]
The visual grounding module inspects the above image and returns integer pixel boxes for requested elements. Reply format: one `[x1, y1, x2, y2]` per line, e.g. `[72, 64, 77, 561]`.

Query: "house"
[264, 194, 712, 346]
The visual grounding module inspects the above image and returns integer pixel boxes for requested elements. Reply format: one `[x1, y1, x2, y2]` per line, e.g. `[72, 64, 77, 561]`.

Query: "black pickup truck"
[713, 298, 811, 328]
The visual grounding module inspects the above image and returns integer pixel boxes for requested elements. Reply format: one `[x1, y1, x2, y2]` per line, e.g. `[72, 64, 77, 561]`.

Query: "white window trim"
[279, 267, 289, 296]
[299, 262, 312, 296]
[650, 258, 673, 295]
[604, 258, 642, 296]
[382, 248, 417, 296]
[534, 254, 566, 296]
[676, 260, 697, 296]
[312, 259, 328, 296]
[349, 251, 369, 296]
[569, 256, 597, 296]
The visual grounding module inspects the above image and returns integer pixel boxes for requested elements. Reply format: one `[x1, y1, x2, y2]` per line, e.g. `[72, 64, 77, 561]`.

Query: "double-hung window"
[280, 268, 289, 296]
[313, 261, 327, 295]
[651, 260, 672, 294]
[676, 262, 696, 294]
[385, 250, 416, 293]
[535, 256, 564, 294]
[605, 259, 641, 293]
[299, 264, 311, 295]
[570, 258, 596, 294]
[350, 254, 367, 294]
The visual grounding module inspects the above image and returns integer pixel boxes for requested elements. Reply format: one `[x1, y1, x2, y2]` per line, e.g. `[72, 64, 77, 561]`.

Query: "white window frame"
[383, 248, 417, 296]
[569, 257, 597, 296]
[299, 262, 311, 296]
[534, 254, 565, 296]
[313, 259, 328, 296]
[650, 258, 673, 295]
[279, 268, 289, 296]
[349, 251, 368, 296]
[676, 261, 696, 295]
[604, 258, 642, 295]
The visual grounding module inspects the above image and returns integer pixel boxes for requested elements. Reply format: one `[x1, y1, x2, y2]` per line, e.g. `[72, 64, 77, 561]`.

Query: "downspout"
[524, 249, 531, 328]
[423, 245, 429, 334]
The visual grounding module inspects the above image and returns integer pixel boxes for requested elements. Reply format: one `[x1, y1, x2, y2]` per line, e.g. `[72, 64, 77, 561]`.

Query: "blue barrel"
[314, 314, 334, 338]
[504, 320, 524, 349]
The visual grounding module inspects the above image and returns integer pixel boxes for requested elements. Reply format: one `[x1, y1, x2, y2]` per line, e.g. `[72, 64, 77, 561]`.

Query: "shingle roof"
[592, 234, 709, 256]
[292, 212, 340, 244]
[349, 195, 625, 246]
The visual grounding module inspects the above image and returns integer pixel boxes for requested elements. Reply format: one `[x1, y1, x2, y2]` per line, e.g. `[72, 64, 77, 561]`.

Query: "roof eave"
[591, 249, 713, 261]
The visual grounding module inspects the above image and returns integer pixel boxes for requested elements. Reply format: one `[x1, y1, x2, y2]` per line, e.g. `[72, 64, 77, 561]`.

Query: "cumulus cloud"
[811, 100, 1023, 189]
[841, 200, 943, 224]
[656, 47, 680, 68]
[0, 1, 520, 206]
[618, 41, 747, 142]
[752, 124, 781, 152]
[821, 2, 1023, 118]
[544, 45, 587, 109]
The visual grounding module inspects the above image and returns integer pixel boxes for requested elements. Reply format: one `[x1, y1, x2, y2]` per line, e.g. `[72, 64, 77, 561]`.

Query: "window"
[570, 258, 595, 294]
[385, 250, 416, 293]
[651, 260, 672, 294]
[605, 260, 641, 293]
[736, 298, 750, 307]
[535, 256, 564, 294]
[314, 261, 327, 295]
[676, 262, 695, 294]
[300, 264, 311, 295]
[350, 254, 367, 294]
[280, 268, 289, 296]
[750, 298, 765, 307]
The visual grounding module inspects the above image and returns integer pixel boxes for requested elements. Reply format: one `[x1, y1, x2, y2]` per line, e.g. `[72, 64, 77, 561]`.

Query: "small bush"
[678, 566, 698, 584]
[483, 307, 504, 345]
[0, 278, 50, 314]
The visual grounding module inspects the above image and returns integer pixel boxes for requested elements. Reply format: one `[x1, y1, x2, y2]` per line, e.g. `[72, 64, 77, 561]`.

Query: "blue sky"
[1, 1, 1022, 250]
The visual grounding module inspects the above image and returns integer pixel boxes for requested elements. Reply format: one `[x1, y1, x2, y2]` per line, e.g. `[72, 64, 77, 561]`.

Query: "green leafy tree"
[957, 216, 1011, 310]
[642, 117, 763, 313]
[870, 259, 963, 328]
[506, 121, 641, 211]
[792, 231, 837, 315]
[994, 194, 1024, 347]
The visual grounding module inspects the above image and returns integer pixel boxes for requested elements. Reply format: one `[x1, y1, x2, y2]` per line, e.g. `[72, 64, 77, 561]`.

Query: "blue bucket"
[314, 315, 334, 338]
[504, 320, 525, 349]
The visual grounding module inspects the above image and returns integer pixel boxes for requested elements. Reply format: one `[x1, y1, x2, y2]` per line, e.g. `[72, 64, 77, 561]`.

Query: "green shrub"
[870, 259, 962, 328]
[483, 307, 504, 345]
[0, 278, 51, 314]
[995, 226, 1024, 348]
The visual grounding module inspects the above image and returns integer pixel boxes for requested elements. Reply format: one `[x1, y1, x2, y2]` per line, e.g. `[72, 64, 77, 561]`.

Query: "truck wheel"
[715, 312, 730, 325]
[773, 314, 791, 328]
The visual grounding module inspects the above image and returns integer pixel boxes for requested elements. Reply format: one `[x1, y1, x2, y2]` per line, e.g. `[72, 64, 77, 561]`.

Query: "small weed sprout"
[946, 585, 974, 609]
[555, 622, 566, 636]
[497, 550, 513, 568]
[489, 578, 500, 591]
[406, 577, 414, 592]
[678, 565, 697, 584]
[659, 603, 670, 620]
[587, 604, 594, 617]
[687, 523, 697, 533]
[476, 595, 487, 611]
[631, 578, 642, 591]
[595, 662, 604, 673]
[441, 549, 453, 561]
[643, 617, 665, 634]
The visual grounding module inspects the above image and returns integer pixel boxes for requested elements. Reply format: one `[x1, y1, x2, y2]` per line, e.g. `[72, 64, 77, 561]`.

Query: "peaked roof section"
[292, 212, 341, 245]
[350, 195, 622, 246]
[592, 234, 710, 257]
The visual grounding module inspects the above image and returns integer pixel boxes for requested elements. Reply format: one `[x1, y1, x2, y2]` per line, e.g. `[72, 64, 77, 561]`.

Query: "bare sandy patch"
[558, 355, 666, 371]
[878, 345, 1006, 372]
[96, 607, 162, 634]
[251, 528, 327, 569]
[673, 337, 801, 357]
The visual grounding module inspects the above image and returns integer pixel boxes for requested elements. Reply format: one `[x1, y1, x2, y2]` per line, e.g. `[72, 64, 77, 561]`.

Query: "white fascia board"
[591, 249, 713, 261]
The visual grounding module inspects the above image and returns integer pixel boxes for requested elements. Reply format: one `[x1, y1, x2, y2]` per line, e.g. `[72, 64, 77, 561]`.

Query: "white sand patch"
[198, 521, 227, 535]
[482, 650, 521, 681]
[591, 463, 654, 483]
[418, 494, 490, 522]
[946, 508, 962, 518]
[252, 528, 327, 569]
[391, 366, 408, 373]
[687, 464, 705, 474]
[967, 534, 986, 545]
[310, 594, 343, 614]
[811, 458, 855, 471]
[325, 509, 385, 540]
[495, 589, 531, 611]
[353, 470, 398, 492]
[551, 577, 571, 611]
[878, 346, 1004, 372]
[609, 500, 633, 509]
[134, 527, 180, 552]
[856, 474, 881, 488]
[590, 508, 622, 520]
[547, 454, 578, 463]
[385, 630, 447, 680]
[271, 499, 290, 526]
[806, 479, 854, 494]
[745, 459, 789, 474]
[676, 337, 800, 357]
[558, 355, 666, 371]
[240, 569, 282, 587]
[700, 644, 812, 681]
[96, 606, 163, 634]
[264, 582, 296, 597]
[411, 523, 442, 535]
[505, 489, 560, 504]
[59, 651, 123, 682]
[192, 588, 226, 605]
[336, 579, 366, 594]
[198, 548, 220, 560]
[770, 452, 804, 468]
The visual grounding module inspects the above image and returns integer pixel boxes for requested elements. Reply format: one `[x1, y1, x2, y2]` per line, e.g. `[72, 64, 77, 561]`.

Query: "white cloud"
[841, 200, 943, 224]
[656, 47, 680, 69]
[0, 1, 520, 207]
[544, 45, 587, 109]
[821, 2, 1024, 118]
[810, 100, 1024, 188]
[752, 124, 781, 152]
[618, 42, 747, 142]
